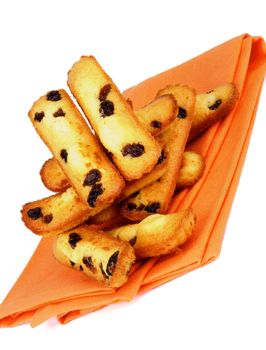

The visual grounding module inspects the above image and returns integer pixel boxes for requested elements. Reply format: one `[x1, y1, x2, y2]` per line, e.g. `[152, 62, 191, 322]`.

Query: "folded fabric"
[0, 33, 265, 327]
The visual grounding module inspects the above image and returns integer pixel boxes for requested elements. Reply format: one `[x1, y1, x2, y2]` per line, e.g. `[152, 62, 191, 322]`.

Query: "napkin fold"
[1, 33, 265, 327]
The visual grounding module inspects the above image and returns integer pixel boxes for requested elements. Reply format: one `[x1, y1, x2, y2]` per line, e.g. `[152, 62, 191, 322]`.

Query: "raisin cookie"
[176, 151, 205, 190]
[67, 56, 162, 181]
[121, 85, 195, 221]
[40, 146, 168, 195]
[29, 89, 124, 207]
[134, 94, 177, 136]
[21, 187, 108, 236]
[189, 83, 239, 141]
[39, 93, 176, 193]
[118, 148, 168, 201]
[25, 148, 168, 236]
[107, 209, 196, 259]
[53, 225, 135, 288]
[40, 157, 70, 192]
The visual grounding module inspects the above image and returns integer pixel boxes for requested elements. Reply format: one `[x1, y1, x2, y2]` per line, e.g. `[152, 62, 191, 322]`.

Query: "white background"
[0, 0, 265, 348]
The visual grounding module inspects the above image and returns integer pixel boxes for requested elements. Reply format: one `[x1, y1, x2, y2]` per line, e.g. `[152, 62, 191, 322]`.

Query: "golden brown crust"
[40, 142, 167, 197]
[24, 147, 168, 236]
[40, 158, 70, 192]
[107, 209, 196, 259]
[84, 204, 131, 230]
[121, 85, 195, 221]
[176, 151, 205, 190]
[21, 188, 107, 237]
[29, 89, 124, 207]
[87, 204, 121, 225]
[135, 94, 177, 136]
[53, 225, 135, 288]
[118, 147, 168, 201]
[67, 56, 162, 181]
[188, 83, 239, 141]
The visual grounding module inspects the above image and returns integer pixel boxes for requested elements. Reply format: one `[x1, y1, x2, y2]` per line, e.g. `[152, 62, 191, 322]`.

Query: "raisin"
[27, 207, 43, 220]
[87, 184, 103, 207]
[99, 100, 114, 117]
[70, 260, 75, 266]
[60, 149, 68, 163]
[129, 236, 137, 246]
[83, 169, 102, 186]
[34, 111, 45, 122]
[121, 143, 145, 157]
[68, 232, 82, 249]
[106, 251, 119, 276]
[43, 214, 53, 224]
[137, 204, 145, 211]
[100, 263, 109, 279]
[145, 202, 160, 213]
[80, 265, 84, 271]
[151, 120, 161, 129]
[156, 150, 166, 165]
[53, 108, 65, 117]
[82, 256, 96, 272]
[46, 90, 61, 101]
[208, 99, 222, 110]
[127, 203, 137, 211]
[178, 107, 187, 119]
[132, 191, 140, 197]
[99, 84, 111, 101]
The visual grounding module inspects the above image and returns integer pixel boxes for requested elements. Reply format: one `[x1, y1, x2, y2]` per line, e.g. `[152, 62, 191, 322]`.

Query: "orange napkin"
[0, 33, 265, 327]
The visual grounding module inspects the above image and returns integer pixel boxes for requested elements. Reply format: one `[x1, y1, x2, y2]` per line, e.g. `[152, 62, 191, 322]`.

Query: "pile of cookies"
[22, 56, 239, 288]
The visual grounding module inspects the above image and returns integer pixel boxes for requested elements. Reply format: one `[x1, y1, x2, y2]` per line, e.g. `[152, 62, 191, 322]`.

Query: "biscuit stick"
[134, 94, 177, 136]
[39, 93, 177, 192]
[176, 151, 205, 190]
[29, 89, 124, 207]
[189, 82, 239, 141]
[121, 85, 195, 221]
[68, 56, 162, 181]
[87, 150, 204, 228]
[107, 210, 196, 259]
[54, 226, 135, 288]
[40, 147, 168, 194]
[22, 150, 167, 236]
[21, 188, 108, 237]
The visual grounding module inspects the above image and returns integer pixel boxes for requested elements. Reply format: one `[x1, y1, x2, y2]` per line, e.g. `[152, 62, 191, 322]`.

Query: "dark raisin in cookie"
[46, 90, 61, 101]
[121, 143, 145, 157]
[68, 232, 82, 249]
[83, 169, 102, 186]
